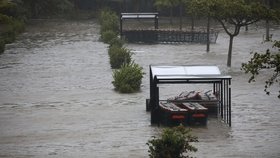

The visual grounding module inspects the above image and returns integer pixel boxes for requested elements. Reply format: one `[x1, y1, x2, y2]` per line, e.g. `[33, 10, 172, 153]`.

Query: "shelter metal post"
[120, 15, 123, 37]
[155, 15, 158, 29]
[228, 79, 232, 126]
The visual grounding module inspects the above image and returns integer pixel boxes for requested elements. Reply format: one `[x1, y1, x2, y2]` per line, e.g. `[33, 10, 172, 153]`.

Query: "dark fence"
[122, 29, 218, 43]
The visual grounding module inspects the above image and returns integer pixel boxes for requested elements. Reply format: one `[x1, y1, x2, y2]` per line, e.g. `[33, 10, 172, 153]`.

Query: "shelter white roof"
[121, 13, 158, 19]
[150, 65, 228, 80]
[152, 65, 220, 75]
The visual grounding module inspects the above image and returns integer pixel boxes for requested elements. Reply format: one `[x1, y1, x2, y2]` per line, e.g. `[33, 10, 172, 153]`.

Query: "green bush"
[147, 125, 198, 158]
[99, 9, 119, 35]
[109, 37, 125, 48]
[0, 39, 5, 54]
[0, 14, 24, 44]
[100, 30, 117, 44]
[112, 62, 145, 93]
[108, 45, 132, 69]
[0, 0, 18, 17]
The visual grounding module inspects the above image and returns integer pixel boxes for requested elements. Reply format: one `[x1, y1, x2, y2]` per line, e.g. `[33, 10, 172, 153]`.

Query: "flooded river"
[0, 20, 279, 158]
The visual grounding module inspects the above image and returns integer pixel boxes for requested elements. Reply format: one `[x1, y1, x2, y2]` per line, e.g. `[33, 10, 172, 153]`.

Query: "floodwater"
[0, 19, 279, 158]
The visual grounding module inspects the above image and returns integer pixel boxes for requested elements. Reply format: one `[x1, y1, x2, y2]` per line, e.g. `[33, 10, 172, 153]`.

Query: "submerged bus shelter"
[120, 13, 218, 43]
[147, 65, 232, 126]
[120, 12, 159, 36]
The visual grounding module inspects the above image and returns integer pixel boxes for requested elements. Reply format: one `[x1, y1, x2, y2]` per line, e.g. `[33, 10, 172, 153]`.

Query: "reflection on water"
[0, 19, 279, 158]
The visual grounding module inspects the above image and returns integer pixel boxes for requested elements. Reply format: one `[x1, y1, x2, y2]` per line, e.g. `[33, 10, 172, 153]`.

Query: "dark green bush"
[109, 37, 125, 48]
[108, 45, 132, 69]
[0, 0, 18, 17]
[0, 14, 24, 44]
[99, 9, 119, 35]
[147, 125, 198, 158]
[0, 39, 5, 54]
[100, 30, 117, 44]
[112, 62, 145, 93]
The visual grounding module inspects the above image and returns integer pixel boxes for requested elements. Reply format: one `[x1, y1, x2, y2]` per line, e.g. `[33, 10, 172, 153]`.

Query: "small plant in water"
[100, 30, 117, 44]
[147, 125, 198, 158]
[112, 62, 144, 93]
[108, 45, 132, 69]
[99, 8, 119, 35]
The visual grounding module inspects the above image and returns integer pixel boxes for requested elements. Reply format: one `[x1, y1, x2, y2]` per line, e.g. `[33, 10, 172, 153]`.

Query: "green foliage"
[99, 9, 119, 35]
[108, 45, 132, 69]
[0, 39, 5, 54]
[0, 1, 25, 53]
[147, 125, 198, 158]
[242, 40, 280, 98]
[112, 62, 144, 93]
[154, 0, 183, 9]
[154, 0, 173, 9]
[100, 30, 118, 44]
[0, 0, 18, 17]
[0, 13, 25, 44]
[98, 9, 143, 93]
[109, 37, 125, 49]
[189, 0, 271, 29]
[188, 0, 276, 67]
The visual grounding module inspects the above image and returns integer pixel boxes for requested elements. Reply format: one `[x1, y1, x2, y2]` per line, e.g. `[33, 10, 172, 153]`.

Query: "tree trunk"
[206, 15, 210, 52]
[227, 35, 234, 67]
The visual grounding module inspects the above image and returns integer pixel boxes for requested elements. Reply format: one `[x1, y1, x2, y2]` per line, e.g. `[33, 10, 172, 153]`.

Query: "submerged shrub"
[109, 37, 125, 48]
[147, 125, 198, 158]
[99, 9, 119, 35]
[0, 13, 24, 50]
[100, 30, 117, 44]
[108, 45, 131, 69]
[0, 39, 5, 53]
[112, 62, 145, 93]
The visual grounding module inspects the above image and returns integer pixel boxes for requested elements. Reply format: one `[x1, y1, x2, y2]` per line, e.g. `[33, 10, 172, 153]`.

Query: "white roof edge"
[151, 65, 229, 78]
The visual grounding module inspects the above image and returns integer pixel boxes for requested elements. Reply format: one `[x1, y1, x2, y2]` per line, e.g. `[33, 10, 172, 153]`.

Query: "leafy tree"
[147, 125, 197, 158]
[242, 40, 280, 98]
[189, 0, 276, 67]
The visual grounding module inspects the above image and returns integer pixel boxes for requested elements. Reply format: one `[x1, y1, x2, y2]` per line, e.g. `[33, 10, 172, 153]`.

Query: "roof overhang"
[121, 13, 159, 20]
[150, 65, 231, 84]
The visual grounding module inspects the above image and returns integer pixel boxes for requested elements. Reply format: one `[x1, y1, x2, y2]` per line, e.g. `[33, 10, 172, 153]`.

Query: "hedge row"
[99, 9, 144, 93]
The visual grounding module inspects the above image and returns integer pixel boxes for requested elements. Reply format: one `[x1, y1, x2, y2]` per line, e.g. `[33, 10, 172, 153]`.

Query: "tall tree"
[190, 0, 275, 67]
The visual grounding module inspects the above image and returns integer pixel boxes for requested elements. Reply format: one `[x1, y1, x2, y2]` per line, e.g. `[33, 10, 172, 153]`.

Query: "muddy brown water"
[0, 20, 279, 158]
